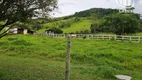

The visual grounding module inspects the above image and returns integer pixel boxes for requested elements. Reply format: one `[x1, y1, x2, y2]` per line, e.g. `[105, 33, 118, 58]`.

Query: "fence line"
[36, 33, 142, 43]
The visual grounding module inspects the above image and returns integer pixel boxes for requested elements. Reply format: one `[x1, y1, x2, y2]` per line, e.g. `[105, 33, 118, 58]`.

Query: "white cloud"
[52, 0, 142, 17]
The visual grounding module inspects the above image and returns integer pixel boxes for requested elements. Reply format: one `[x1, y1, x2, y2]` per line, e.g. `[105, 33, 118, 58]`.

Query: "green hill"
[37, 8, 118, 34]
[39, 17, 92, 33]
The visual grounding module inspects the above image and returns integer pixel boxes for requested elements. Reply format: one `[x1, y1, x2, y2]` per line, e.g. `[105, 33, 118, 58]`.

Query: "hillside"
[37, 8, 118, 34]
[0, 35, 142, 80]
[39, 17, 92, 33]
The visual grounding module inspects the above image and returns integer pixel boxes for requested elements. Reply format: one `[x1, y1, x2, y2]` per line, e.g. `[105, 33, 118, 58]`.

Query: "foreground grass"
[0, 56, 65, 80]
[0, 35, 142, 80]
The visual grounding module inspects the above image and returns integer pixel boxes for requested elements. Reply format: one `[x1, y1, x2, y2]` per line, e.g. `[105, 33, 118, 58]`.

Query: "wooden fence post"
[65, 35, 71, 80]
[130, 37, 132, 42]
[138, 36, 140, 43]
[109, 35, 111, 40]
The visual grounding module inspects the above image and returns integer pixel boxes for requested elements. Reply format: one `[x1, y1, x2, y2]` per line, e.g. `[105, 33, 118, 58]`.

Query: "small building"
[6, 27, 35, 34]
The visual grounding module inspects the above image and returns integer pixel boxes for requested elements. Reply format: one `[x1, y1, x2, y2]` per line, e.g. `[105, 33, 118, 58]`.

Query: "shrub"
[46, 28, 63, 34]
[83, 35, 87, 39]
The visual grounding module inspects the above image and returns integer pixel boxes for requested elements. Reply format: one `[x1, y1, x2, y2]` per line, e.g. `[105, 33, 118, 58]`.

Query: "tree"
[90, 22, 103, 33]
[101, 13, 141, 35]
[90, 14, 103, 33]
[140, 20, 142, 32]
[0, 0, 57, 38]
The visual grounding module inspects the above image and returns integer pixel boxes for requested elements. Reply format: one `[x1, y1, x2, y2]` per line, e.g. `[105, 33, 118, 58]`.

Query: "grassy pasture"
[38, 17, 92, 33]
[62, 19, 91, 33]
[0, 35, 142, 80]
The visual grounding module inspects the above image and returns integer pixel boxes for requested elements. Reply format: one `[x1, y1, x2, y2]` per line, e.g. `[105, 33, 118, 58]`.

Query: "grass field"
[62, 19, 91, 33]
[38, 17, 92, 33]
[0, 35, 142, 80]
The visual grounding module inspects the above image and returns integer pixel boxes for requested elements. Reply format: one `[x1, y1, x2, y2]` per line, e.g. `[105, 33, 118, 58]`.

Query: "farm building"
[6, 27, 35, 34]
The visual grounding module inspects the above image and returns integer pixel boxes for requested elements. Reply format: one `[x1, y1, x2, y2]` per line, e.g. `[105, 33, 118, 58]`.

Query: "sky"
[52, 0, 142, 17]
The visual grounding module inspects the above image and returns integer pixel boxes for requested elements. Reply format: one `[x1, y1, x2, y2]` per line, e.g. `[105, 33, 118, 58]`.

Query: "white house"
[6, 27, 28, 34]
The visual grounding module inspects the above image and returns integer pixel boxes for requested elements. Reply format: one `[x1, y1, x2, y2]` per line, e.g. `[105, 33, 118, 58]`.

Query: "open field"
[0, 35, 142, 80]
[62, 19, 91, 33]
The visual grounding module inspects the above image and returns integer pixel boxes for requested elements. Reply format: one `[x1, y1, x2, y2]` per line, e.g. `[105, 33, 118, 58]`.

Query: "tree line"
[90, 13, 142, 35]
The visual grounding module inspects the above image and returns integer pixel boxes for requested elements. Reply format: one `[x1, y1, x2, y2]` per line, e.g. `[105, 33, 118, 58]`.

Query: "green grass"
[41, 17, 77, 30]
[38, 17, 92, 33]
[62, 19, 91, 33]
[0, 35, 142, 80]
[135, 33, 142, 36]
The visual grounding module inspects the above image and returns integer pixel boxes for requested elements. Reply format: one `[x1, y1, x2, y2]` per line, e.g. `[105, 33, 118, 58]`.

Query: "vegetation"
[36, 8, 119, 34]
[0, 1, 142, 80]
[39, 17, 92, 33]
[37, 8, 142, 35]
[0, 35, 142, 80]
[0, 0, 57, 38]
[135, 32, 142, 36]
[73, 8, 118, 18]
[62, 19, 92, 34]
[46, 27, 63, 34]
[90, 13, 142, 35]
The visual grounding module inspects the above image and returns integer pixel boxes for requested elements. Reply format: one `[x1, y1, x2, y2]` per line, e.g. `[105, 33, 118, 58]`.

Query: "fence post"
[121, 36, 124, 41]
[103, 35, 104, 40]
[109, 35, 111, 40]
[114, 36, 117, 40]
[64, 34, 65, 38]
[130, 37, 132, 42]
[138, 36, 140, 43]
[65, 35, 71, 80]
[97, 36, 98, 40]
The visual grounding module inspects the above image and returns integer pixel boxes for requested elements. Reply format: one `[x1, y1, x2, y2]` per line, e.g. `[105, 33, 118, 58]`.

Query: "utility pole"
[65, 35, 71, 80]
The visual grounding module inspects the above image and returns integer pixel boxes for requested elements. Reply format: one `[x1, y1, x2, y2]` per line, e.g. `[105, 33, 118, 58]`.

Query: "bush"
[83, 35, 87, 39]
[74, 17, 80, 22]
[46, 28, 63, 34]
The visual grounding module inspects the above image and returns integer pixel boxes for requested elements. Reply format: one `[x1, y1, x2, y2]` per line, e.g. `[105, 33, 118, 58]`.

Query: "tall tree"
[0, 0, 57, 38]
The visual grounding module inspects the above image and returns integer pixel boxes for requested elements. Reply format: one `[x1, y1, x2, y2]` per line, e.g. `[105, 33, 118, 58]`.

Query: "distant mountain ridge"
[54, 8, 119, 20]
[73, 8, 118, 17]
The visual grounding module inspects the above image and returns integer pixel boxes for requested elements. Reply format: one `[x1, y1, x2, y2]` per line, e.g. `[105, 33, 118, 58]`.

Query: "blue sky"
[52, 0, 142, 17]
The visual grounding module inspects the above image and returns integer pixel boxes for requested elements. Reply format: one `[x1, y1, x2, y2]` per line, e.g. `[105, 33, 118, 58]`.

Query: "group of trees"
[0, 0, 57, 39]
[90, 13, 142, 35]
